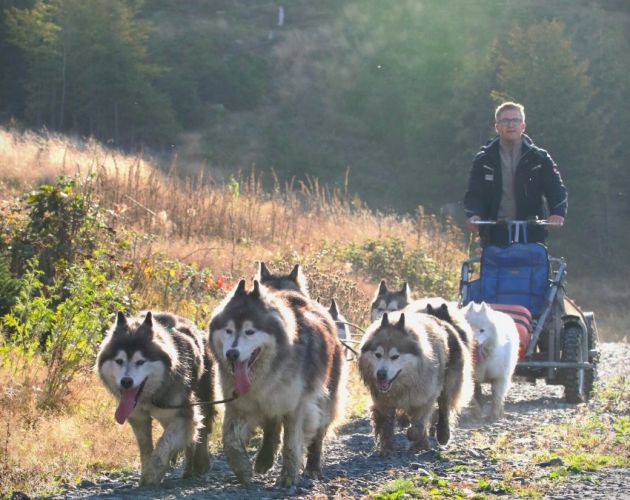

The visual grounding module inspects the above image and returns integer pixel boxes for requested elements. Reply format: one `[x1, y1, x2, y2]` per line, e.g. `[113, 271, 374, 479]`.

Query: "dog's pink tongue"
[115, 387, 139, 424]
[233, 361, 251, 395]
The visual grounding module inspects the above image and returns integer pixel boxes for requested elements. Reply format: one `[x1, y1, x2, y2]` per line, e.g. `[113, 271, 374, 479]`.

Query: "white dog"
[462, 302, 519, 420]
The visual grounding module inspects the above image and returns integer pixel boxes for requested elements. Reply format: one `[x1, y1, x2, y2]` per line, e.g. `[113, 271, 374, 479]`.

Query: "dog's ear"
[116, 311, 127, 326]
[380, 312, 390, 327]
[439, 303, 450, 318]
[378, 280, 388, 295]
[329, 298, 339, 318]
[257, 261, 271, 280]
[140, 311, 154, 339]
[396, 313, 406, 331]
[235, 279, 247, 296]
[114, 311, 128, 334]
[426, 304, 435, 315]
[289, 264, 300, 280]
[142, 311, 153, 327]
[251, 280, 261, 299]
[400, 282, 411, 301]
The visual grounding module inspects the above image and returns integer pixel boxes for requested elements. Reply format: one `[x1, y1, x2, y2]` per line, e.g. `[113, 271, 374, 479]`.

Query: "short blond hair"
[495, 102, 525, 122]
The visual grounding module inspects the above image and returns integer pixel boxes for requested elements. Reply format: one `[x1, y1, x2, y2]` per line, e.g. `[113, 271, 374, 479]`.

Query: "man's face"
[495, 108, 526, 144]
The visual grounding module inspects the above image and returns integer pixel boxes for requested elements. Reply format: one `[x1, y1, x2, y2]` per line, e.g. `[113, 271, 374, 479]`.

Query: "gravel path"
[50, 343, 630, 499]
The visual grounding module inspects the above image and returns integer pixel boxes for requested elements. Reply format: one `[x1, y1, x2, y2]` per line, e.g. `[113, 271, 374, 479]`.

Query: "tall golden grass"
[0, 126, 466, 305]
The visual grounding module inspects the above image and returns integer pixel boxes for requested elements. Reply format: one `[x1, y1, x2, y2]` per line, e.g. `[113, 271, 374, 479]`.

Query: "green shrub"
[1, 253, 133, 410]
[3, 176, 104, 284]
[342, 237, 459, 298]
[0, 255, 20, 317]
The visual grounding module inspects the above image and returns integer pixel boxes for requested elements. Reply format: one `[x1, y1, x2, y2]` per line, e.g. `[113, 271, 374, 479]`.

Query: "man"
[464, 102, 567, 247]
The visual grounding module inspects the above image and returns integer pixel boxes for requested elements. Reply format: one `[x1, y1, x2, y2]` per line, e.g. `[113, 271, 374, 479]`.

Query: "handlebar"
[470, 219, 563, 227]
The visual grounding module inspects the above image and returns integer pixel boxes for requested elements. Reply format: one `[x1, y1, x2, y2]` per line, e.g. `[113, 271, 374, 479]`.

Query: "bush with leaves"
[342, 237, 459, 299]
[3, 175, 105, 284]
[136, 255, 230, 325]
[0, 255, 20, 317]
[1, 253, 134, 410]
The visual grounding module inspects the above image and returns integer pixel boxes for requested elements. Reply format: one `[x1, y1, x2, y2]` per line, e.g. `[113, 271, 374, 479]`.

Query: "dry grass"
[0, 127, 155, 195]
[0, 367, 138, 496]
[0, 125, 465, 322]
[0, 126, 459, 254]
[0, 360, 372, 497]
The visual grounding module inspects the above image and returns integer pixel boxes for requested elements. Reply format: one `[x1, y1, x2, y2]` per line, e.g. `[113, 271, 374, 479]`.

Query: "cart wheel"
[562, 325, 588, 403]
[585, 315, 599, 397]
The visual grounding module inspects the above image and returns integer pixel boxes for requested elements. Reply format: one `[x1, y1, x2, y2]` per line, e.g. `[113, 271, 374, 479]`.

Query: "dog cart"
[460, 220, 600, 403]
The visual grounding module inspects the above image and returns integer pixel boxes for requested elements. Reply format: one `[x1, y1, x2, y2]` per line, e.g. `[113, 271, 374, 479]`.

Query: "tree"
[494, 20, 606, 258]
[6, 0, 178, 146]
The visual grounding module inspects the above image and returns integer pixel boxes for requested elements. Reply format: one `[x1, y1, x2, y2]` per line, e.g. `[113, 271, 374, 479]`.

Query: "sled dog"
[358, 311, 473, 452]
[370, 280, 412, 321]
[424, 302, 473, 351]
[329, 298, 353, 360]
[370, 281, 446, 323]
[461, 301, 519, 420]
[96, 311, 214, 485]
[209, 280, 345, 487]
[255, 261, 309, 296]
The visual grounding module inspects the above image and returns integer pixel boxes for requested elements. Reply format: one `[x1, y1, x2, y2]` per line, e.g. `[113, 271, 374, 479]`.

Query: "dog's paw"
[303, 466, 322, 479]
[374, 442, 395, 456]
[408, 437, 431, 452]
[192, 449, 211, 476]
[233, 468, 253, 485]
[407, 425, 428, 442]
[254, 449, 276, 473]
[139, 468, 162, 487]
[488, 407, 504, 421]
[276, 468, 298, 488]
[225, 448, 253, 484]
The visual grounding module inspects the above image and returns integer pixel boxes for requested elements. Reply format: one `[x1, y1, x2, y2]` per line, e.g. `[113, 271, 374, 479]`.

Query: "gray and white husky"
[209, 280, 345, 487]
[370, 280, 412, 321]
[359, 311, 473, 452]
[328, 298, 354, 361]
[255, 261, 309, 296]
[96, 311, 214, 485]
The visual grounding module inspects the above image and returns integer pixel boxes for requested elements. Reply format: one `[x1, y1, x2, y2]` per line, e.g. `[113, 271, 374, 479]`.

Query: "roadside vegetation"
[0, 130, 628, 498]
[0, 128, 463, 496]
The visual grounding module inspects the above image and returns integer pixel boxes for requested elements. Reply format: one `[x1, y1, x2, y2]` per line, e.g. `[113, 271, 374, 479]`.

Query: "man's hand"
[466, 215, 480, 232]
[547, 215, 564, 228]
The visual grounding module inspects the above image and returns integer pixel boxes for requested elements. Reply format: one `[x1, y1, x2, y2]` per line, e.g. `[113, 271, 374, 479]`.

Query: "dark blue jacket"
[464, 135, 568, 246]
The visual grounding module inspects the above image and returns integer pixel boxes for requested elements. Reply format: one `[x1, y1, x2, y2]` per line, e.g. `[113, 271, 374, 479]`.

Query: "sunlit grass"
[0, 369, 138, 496]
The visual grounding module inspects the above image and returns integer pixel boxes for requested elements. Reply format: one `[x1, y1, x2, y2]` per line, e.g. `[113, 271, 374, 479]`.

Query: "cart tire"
[562, 325, 588, 403]
[585, 315, 599, 398]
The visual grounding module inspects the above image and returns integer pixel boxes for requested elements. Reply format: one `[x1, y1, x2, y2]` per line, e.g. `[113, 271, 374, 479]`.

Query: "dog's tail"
[327, 338, 348, 433]
[444, 322, 475, 416]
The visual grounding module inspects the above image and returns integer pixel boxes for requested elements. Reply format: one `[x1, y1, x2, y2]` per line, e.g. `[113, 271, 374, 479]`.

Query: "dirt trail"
[50, 343, 630, 499]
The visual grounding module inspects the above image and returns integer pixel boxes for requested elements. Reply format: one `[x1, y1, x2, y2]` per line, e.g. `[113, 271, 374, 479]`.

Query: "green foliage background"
[1, 0, 629, 267]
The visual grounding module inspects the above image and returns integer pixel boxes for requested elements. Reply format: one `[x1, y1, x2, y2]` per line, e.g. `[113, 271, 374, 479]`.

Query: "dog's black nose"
[376, 369, 388, 382]
[226, 349, 240, 362]
[120, 377, 133, 389]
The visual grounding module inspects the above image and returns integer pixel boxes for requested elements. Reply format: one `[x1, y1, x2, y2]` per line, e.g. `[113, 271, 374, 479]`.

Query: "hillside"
[1, 0, 629, 321]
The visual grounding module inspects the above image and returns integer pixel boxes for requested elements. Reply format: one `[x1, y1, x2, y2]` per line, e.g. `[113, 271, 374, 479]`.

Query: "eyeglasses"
[497, 117, 523, 126]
